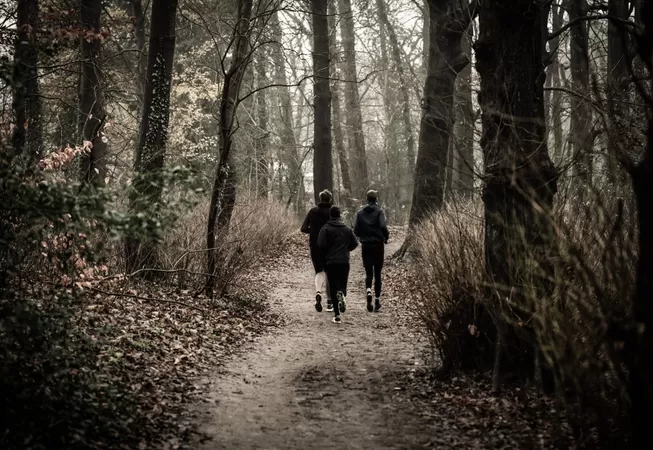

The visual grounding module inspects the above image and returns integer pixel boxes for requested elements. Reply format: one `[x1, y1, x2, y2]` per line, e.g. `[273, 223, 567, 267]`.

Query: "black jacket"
[317, 218, 359, 265]
[354, 202, 389, 244]
[301, 202, 331, 246]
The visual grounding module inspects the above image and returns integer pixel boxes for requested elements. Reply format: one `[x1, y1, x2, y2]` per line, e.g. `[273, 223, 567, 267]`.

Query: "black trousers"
[362, 242, 384, 298]
[326, 263, 350, 316]
[310, 245, 325, 273]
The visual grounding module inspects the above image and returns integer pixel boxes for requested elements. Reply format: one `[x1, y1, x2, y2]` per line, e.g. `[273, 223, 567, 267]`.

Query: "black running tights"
[362, 243, 384, 298]
[326, 263, 350, 316]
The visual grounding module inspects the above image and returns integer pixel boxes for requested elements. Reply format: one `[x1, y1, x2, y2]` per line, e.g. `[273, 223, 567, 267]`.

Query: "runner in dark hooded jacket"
[354, 190, 389, 312]
[301, 190, 333, 312]
[317, 206, 358, 323]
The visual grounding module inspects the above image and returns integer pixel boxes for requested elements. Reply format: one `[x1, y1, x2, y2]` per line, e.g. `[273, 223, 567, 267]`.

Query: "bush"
[160, 198, 297, 295]
[410, 193, 636, 447]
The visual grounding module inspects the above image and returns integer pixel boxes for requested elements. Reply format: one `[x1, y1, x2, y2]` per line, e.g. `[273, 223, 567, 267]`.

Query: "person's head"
[366, 189, 378, 204]
[329, 205, 341, 219]
[319, 189, 333, 204]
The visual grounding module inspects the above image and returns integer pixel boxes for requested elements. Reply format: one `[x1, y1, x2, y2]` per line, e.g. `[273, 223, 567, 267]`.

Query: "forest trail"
[196, 242, 437, 450]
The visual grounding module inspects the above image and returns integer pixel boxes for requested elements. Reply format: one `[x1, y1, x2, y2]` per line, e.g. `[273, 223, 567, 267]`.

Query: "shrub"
[159, 197, 297, 295]
[410, 192, 636, 446]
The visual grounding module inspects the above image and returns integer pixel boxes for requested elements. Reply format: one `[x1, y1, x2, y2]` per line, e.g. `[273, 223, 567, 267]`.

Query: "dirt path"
[196, 243, 440, 450]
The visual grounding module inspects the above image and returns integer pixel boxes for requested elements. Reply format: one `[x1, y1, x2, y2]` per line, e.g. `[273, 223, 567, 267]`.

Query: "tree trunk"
[12, 0, 43, 163]
[453, 27, 475, 198]
[396, 0, 477, 256]
[328, 0, 352, 204]
[376, 0, 416, 182]
[568, 0, 594, 189]
[125, 0, 179, 274]
[312, 0, 333, 203]
[338, 0, 368, 200]
[476, 0, 557, 382]
[131, 0, 147, 113]
[606, 0, 630, 184]
[270, 11, 302, 210]
[205, 0, 254, 296]
[545, 5, 565, 162]
[254, 51, 269, 198]
[79, 0, 108, 187]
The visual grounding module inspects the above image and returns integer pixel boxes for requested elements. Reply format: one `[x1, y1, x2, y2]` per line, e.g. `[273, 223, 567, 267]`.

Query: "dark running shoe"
[332, 315, 342, 324]
[326, 300, 334, 312]
[366, 288, 373, 312]
[337, 291, 346, 313]
[315, 292, 323, 312]
[374, 297, 381, 312]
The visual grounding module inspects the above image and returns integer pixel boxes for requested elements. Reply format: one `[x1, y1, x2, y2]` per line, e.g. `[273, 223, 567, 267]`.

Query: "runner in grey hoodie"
[353, 190, 389, 312]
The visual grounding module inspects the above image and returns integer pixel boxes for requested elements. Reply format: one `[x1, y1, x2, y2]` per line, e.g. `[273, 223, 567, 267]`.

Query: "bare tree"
[255, 51, 269, 198]
[79, 0, 108, 187]
[338, 0, 368, 200]
[205, 0, 254, 295]
[476, 0, 558, 385]
[311, 0, 333, 202]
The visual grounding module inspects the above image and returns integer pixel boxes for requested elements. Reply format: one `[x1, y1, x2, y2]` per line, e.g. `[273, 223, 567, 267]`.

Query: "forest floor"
[191, 230, 576, 450]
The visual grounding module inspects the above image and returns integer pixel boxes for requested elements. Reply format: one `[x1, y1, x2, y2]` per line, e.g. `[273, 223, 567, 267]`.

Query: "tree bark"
[130, 0, 147, 114]
[568, 0, 594, 188]
[79, 0, 108, 187]
[545, 5, 565, 162]
[312, 0, 333, 202]
[328, 0, 352, 204]
[205, 0, 254, 296]
[452, 27, 475, 198]
[125, 0, 179, 274]
[338, 0, 368, 200]
[476, 0, 557, 382]
[396, 0, 477, 256]
[254, 51, 269, 198]
[376, 0, 416, 182]
[12, 0, 43, 163]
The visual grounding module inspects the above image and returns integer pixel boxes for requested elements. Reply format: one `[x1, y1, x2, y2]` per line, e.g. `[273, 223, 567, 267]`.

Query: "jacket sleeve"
[379, 210, 390, 241]
[317, 226, 328, 249]
[353, 211, 361, 237]
[348, 228, 359, 251]
[300, 210, 311, 234]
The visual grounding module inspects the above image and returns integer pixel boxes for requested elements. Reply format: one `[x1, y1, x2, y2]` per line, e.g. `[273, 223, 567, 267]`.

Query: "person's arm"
[379, 210, 389, 243]
[348, 228, 359, 251]
[300, 210, 311, 234]
[317, 226, 328, 249]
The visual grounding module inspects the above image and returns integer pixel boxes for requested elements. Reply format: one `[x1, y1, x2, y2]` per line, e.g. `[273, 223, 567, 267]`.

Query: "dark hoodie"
[354, 202, 390, 244]
[301, 202, 331, 246]
[317, 218, 359, 265]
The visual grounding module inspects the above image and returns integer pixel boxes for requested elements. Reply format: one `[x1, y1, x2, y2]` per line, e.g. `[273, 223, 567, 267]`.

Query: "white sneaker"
[326, 300, 334, 312]
[366, 289, 373, 312]
[332, 315, 342, 324]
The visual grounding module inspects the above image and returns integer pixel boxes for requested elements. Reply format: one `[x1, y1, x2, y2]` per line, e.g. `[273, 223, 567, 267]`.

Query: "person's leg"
[373, 244, 385, 311]
[362, 245, 373, 290]
[326, 265, 340, 318]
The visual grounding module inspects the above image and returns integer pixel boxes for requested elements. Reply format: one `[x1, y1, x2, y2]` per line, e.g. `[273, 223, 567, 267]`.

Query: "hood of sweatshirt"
[326, 218, 346, 227]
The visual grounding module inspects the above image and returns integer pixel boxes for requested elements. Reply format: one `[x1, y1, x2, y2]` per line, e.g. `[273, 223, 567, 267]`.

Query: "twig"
[89, 287, 207, 315]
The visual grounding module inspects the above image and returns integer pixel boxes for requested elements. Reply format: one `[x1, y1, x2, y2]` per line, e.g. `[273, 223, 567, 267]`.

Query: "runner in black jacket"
[317, 206, 358, 324]
[354, 190, 389, 312]
[301, 190, 333, 312]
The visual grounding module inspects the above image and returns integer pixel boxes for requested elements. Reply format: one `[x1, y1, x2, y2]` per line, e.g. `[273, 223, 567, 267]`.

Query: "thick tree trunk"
[338, 0, 368, 200]
[568, 0, 594, 189]
[205, 0, 254, 296]
[254, 52, 269, 198]
[395, 0, 476, 257]
[476, 0, 557, 382]
[270, 11, 302, 210]
[545, 5, 565, 162]
[328, 0, 352, 204]
[376, 0, 416, 182]
[125, 0, 179, 274]
[79, 0, 108, 187]
[12, 0, 43, 163]
[312, 0, 333, 202]
[453, 27, 475, 198]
